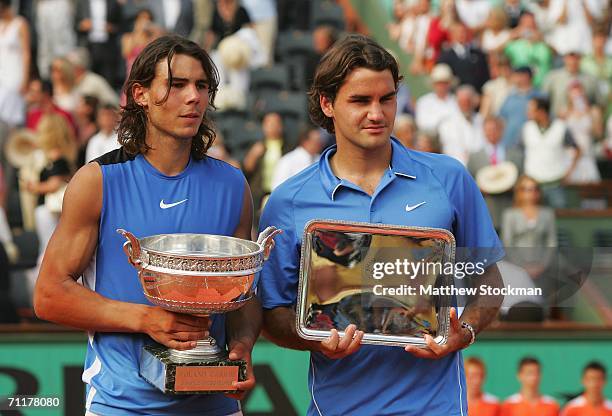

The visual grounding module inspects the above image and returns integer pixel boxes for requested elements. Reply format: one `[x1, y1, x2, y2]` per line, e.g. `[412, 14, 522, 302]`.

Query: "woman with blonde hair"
[481, 7, 512, 53]
[49, 57, 79, 112]
[25, 114, 75, 290]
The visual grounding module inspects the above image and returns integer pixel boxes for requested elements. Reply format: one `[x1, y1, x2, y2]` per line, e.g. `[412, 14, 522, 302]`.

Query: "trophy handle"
[116, 229, 143, 269]
[256, 226, 282, 260]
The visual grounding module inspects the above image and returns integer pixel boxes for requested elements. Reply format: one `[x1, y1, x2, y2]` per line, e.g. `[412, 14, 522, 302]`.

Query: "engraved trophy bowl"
[117, 226, 281, 394]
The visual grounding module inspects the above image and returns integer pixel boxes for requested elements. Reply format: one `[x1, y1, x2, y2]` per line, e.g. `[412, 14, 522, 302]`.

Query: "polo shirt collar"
[318, 137, 416, 201]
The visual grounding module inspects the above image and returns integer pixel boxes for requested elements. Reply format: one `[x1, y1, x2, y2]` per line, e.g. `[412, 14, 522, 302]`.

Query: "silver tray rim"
[295, 219, 456, 347]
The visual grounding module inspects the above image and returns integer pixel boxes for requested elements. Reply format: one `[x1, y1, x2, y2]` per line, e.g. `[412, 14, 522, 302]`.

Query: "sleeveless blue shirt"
[83, 148, 246, 415]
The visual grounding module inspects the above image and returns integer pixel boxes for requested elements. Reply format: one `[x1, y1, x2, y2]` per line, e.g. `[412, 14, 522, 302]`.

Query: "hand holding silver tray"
[296, 220, 455, 347]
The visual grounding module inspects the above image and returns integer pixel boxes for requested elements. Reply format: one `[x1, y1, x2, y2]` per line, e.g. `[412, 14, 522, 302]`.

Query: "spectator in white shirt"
[415, 63, 459, 134]
[455, 0, 491, 32]
[85, 103, 120, 162]
[66, 48, 120, 107]
[522, 97, 580, 208]
[438, 84, 485, 166]
[271, 126, 323, 190]
[480, 53, 512, 117]
[544, 0, 606, 55]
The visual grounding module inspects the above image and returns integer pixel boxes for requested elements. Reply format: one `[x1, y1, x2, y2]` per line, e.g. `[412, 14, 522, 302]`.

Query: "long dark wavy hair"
[118, 35, 220, 159]
[307, 34, 402, 133]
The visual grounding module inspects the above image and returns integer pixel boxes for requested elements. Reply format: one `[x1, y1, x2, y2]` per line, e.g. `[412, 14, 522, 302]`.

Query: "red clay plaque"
[174, 366, 239, 392]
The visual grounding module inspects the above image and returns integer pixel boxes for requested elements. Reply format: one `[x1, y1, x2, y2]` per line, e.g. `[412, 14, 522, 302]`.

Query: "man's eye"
[172, 82, 184, 88]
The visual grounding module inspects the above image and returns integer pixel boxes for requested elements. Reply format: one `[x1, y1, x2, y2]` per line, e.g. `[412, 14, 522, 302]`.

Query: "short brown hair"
[118, 35, 219, 159]
[518, 356, 540, 372]
[465, 356, 486, 370]
[583, 361, 606, 377]
[308, 34, 402, 133]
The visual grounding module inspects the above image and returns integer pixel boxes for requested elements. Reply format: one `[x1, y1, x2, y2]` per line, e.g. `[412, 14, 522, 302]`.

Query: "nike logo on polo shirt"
[405, 201, 426, 212]
[159, 199, 188, 209]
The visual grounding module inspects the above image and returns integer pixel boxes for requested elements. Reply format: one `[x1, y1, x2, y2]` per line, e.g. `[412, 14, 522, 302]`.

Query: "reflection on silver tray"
[296, 220, 455, 347]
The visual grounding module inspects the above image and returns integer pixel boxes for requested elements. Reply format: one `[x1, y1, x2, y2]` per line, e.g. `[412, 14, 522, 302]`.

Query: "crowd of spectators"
[0, 0, 610, 323]
[387, 0, 611, 322]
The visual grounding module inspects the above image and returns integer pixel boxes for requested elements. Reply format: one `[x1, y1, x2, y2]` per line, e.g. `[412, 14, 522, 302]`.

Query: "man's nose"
[368, 102, 384, 122]
[185, 84, 201, 104]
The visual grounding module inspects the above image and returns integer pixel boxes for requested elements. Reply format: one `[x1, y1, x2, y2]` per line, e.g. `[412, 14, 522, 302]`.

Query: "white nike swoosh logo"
[405, 201, 426, 212]
[159, 198, 188, 209]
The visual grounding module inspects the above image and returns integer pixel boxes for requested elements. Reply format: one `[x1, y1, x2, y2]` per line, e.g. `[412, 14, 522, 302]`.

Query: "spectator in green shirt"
[503, 12, 552, 87]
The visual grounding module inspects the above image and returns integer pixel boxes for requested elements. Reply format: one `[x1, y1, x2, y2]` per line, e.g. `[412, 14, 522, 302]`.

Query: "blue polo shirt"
[258, 138, 504, 416]
[499, 88, 542, 148]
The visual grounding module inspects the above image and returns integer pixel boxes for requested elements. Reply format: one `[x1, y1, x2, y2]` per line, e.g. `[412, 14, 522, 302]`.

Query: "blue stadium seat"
[224, 119, 264, 161]
[250, 65, 291, 94]
[254, 90, 308, 122]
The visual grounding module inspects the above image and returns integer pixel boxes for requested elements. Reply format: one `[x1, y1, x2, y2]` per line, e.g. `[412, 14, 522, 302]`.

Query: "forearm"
[262, 306, 321, 352]
[242, 153, 259, 175]
[226, 296, 262, 348]
[459, 264, 503, 334]
[34, 270, 148, 333]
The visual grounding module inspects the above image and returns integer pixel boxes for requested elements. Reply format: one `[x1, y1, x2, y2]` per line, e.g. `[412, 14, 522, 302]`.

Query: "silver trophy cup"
[117, 227, 281, 394]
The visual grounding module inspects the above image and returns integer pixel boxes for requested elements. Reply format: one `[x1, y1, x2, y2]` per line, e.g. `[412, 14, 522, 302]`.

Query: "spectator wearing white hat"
[415, 63, 459, 134]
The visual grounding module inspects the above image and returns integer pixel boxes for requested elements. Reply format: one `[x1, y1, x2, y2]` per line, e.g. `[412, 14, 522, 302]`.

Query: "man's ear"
[131, 83, 149, 108]
[320, 95, 334, 118]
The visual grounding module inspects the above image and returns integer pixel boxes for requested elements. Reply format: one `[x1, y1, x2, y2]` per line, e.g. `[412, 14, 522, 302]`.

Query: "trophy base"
[139, 345, 247, 394]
